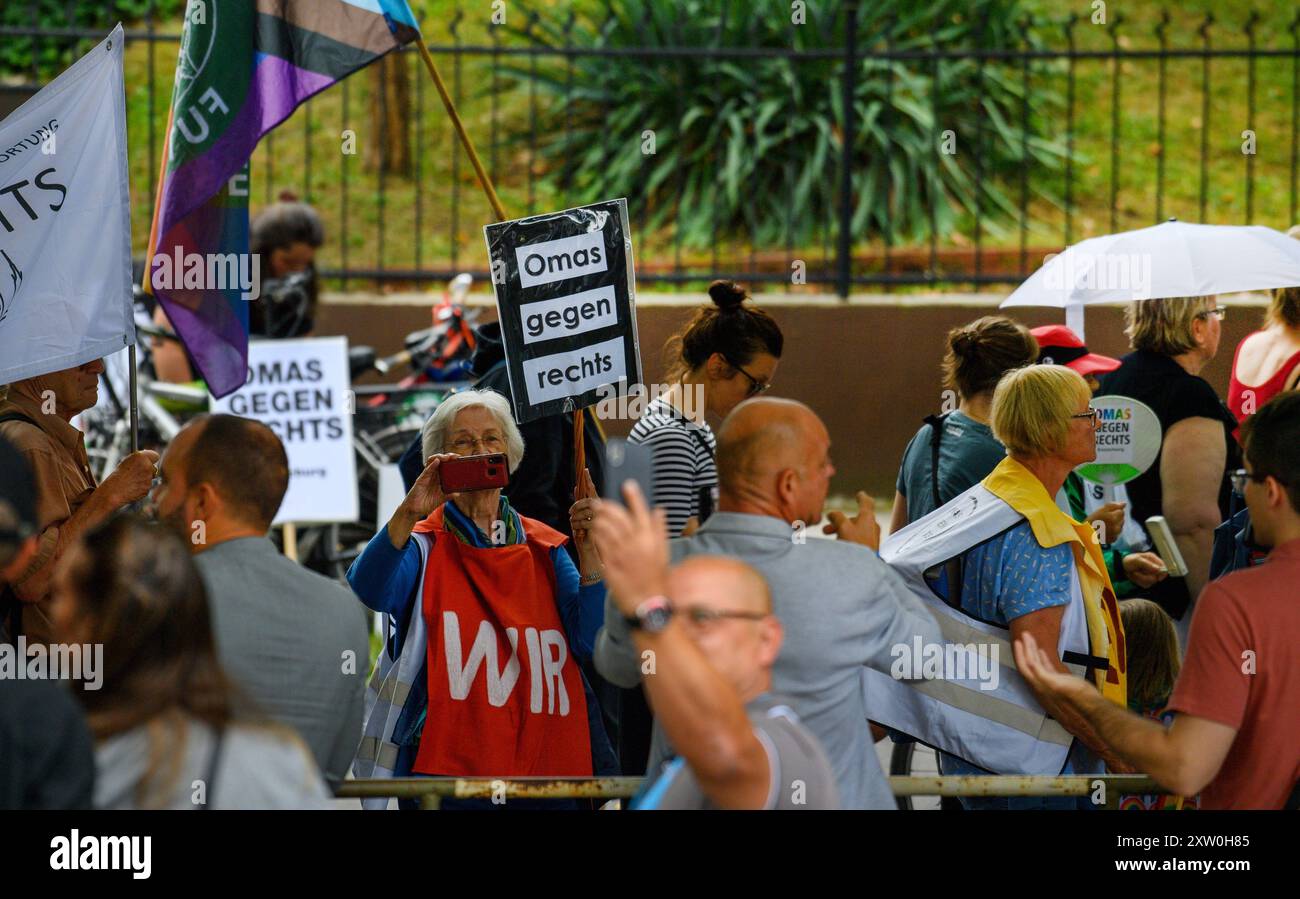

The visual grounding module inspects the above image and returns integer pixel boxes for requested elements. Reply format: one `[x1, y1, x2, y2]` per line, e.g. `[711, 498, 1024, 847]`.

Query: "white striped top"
[628, 397, 718, 537]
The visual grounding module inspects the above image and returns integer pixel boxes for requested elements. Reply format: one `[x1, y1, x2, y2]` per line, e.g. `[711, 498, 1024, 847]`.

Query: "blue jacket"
[347, 499, 617, 779]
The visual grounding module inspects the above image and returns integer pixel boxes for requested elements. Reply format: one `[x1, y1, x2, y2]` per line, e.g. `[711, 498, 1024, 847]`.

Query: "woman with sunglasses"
[1095, 296, 1242, 628]
[629, 280, 783, 538]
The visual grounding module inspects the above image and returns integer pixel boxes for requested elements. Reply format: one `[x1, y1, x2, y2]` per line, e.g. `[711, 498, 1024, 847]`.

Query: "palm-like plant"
[506, 0, 1066, 250]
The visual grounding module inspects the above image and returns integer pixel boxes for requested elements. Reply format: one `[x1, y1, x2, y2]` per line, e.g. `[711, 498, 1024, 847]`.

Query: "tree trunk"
[367, 53, 411, 176]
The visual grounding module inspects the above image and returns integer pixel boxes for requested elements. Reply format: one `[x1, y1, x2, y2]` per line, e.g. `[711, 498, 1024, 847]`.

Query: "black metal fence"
[3, 1, 1299, 296]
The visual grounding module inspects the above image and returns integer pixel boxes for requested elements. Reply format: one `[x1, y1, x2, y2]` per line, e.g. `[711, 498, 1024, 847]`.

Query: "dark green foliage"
[1, 0, 185, 80]
[506, 0, 1066, 248]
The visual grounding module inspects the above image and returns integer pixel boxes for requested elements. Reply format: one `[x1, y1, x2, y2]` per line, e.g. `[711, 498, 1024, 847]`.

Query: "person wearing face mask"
[1095, 297, 1241, 629]
[0, 362, 158, 643]
[151, 199, 324, 383]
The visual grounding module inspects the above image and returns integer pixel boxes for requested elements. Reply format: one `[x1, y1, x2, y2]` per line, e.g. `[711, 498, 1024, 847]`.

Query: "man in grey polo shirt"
[594, 486, 837, 809]
[595, 398, 941, 809]
[150, 414, 367, 788]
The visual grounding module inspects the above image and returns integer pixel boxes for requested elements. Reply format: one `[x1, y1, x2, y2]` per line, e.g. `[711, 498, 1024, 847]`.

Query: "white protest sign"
[210, 336, 358, 525]
[0, 25, 134, 384]
[484, 198, 642, 424]
[1076, 395, 1161, 486]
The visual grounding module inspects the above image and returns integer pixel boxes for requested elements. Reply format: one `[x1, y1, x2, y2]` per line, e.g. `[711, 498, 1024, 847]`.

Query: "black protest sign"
[484, 198, 641, 424]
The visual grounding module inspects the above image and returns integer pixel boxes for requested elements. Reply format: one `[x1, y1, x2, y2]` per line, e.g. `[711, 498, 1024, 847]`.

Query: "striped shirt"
[628, 397, 718, 536]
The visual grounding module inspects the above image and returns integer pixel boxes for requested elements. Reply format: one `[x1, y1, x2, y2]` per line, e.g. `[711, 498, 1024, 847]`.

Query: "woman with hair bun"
[614, 282, 781, 777]
[629, 280, 784, 537]
[889, 315, 1038, 534]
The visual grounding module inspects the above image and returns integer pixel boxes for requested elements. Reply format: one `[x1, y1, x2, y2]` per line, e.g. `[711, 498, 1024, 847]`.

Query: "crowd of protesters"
[2, 263, 1299, 810]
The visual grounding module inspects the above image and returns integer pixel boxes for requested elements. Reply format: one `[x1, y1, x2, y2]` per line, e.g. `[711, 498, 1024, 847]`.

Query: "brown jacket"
[0, 379, 97, 641]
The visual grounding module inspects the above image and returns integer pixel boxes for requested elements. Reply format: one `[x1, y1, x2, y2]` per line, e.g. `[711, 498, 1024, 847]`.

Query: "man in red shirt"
[1016, 391, 1300, 809]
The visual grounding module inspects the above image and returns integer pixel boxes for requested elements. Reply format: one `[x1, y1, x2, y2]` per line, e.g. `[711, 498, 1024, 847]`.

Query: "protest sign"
[210, 336, 358, 525]
[484, 198, 641, 424]
[0, 25, 134, 385]
[1076, 395, 1161, 486]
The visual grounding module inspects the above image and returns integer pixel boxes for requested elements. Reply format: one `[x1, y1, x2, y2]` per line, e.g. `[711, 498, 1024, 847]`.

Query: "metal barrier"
[336, 774, 1165, 810]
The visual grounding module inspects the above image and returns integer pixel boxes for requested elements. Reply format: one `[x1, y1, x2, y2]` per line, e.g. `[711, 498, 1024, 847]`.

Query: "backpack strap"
[922, 413, 950, 511]
[922, 413, 964, 607]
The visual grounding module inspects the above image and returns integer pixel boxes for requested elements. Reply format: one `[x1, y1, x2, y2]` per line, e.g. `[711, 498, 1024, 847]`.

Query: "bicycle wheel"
[888, 738, 943, 811]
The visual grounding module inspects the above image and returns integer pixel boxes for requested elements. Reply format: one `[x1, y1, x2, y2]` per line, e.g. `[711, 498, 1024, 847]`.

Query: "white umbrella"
[1001, 220, 1300, 310]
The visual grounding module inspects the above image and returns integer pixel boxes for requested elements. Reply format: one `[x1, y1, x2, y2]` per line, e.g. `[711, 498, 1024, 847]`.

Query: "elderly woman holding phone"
[347, 389, 614, 802]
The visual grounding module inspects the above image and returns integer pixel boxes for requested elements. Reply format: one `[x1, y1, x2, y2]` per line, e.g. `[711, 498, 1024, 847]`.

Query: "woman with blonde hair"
[873, 365, 1129, 809]
[1096, 296, 1241, 626]
[1228, 225, 1300, 433]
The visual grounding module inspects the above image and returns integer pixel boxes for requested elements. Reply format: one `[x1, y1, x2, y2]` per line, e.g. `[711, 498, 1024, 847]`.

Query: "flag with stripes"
[147, 0, 419, 397]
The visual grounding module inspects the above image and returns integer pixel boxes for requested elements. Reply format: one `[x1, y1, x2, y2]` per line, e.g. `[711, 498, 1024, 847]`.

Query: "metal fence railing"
[335, 774, 1166, 809]
[3, 2, 1299, 296]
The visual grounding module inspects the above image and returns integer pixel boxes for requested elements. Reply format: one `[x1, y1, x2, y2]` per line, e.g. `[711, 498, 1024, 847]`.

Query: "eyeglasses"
[1197, 307, 1227, 321]
[447, 433, 506, 455]
[1230, 467, 1288, 494]
[681, 606, 768, 627]
[1071, 406, 1101, 428]
[724, 356, 771, 398]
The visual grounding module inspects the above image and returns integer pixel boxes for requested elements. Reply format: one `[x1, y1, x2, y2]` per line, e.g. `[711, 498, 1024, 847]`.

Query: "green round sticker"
[1076, 395, 1161, 486]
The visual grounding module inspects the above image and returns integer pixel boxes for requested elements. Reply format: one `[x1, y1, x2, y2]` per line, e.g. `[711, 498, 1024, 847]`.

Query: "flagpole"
[127, 344, 139, 453]
[132, 109, 174, 457]
[411, 36, 593, 488]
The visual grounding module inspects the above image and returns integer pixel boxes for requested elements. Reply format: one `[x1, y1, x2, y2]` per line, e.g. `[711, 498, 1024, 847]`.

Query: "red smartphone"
[437, 453, 509, 493]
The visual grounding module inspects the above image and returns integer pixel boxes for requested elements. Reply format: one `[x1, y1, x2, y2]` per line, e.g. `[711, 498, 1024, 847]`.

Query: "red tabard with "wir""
[410, 507, 592, 776]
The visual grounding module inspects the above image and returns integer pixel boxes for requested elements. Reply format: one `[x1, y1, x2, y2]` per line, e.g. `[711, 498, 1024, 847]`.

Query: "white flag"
[0, 24, 133, 385]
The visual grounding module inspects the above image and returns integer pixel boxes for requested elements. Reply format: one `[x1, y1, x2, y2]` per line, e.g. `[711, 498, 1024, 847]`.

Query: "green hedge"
[506, 0, 1065, 248]
[1, 0, 185, 80]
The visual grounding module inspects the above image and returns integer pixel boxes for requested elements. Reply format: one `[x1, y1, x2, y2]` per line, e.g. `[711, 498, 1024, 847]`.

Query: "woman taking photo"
[348, 389, 615, 803]
[631, 280, 784, 537]
[52, 517, 330, 809]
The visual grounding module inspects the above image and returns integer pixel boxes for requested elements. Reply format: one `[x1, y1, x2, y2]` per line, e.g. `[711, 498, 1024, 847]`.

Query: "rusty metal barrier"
[335, 774, 1164, 809]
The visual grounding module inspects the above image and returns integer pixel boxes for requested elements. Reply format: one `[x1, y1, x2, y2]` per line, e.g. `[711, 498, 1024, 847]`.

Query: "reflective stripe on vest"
[864, 483, 1092, 776]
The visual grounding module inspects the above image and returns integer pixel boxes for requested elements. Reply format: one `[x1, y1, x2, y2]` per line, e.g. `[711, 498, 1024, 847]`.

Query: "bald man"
[595, 397, 941, 809]
[594, 484, 837, 809]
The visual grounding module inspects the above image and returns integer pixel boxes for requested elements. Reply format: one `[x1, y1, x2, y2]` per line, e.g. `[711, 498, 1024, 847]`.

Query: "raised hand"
[591, 479, 670, 616]
[823, 490, 881, 550]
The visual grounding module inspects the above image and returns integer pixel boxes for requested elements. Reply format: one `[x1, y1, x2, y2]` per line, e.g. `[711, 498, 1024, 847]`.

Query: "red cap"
[1031, 325, 1121, 376]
